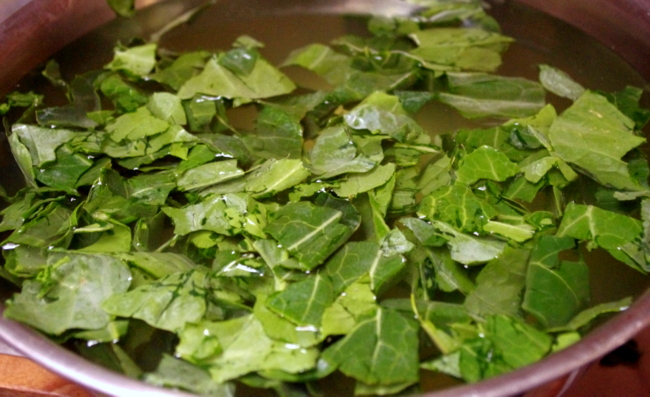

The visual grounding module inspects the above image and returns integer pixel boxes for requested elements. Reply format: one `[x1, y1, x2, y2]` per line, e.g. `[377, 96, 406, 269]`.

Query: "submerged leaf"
[201, 315, 319, 382]
[265, 197, 360, 270]
[5, 252, 131, 335]
[309, 125, 377, 179]
[266, 274, 335, 327]
[549, 91, 645, 190]
[177, 57, 295, 101]
[409, 28, 513, 72]
[163, 193, 266, 238]
[102, 270, 207, 332]
[464, 247, 530, 319]
[437, 72, 546, 119]
[106, 43, 157, 77]
[456, 145, 520, 185]
[538, 64, 585, 101]
[322, 308, 419, 386]
[145, 354, 235, 397]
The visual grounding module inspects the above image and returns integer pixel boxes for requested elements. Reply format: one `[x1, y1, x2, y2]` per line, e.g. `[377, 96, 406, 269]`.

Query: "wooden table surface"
[1, 326, 650, 397]
[0, 355, 94, 397]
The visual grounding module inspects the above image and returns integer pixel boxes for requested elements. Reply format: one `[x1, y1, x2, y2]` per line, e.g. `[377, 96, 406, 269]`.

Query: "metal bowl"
[0, 1, 649, 396]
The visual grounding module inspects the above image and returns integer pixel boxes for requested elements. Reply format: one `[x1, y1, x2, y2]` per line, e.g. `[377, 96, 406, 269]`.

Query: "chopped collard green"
[1, 0, 649, 396]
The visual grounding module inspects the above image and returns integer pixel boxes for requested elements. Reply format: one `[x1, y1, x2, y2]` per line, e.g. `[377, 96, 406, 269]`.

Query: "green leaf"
[147, 92, 187, 125]
[322, 241, 381, 294]
[72, 320, 129, 343]
[145, 354, 235, 397]
[36, 106, 98, 129]
[102, 270, 207, 332]
[520, 155, 578, 184]
[464, 246, 530, 318]
[557, 203, 643, 270]
[126, 171, 176, 206]
[220, 47, 259, 76]
[177, 56, 296, 101]
[368, 174, 396, 240]
[36, 146, 94, 190]
[5, 252, 131, 335]
[456, 145, 520, 185]
[163, 193, 266, 238]
[389, 167, 419, 214]
[245, 159, 310, 198]
[37, 73, 99, 127]
[557, 203, 643, 250]
[394, 90, 436, 113]
[453, 123, 542, 162]
[254, 299, 323, 348]
[417, 155, 452, 196]
[343, 91, 427, 143]
[400, 217, 446, 248]
[12, 124, 80, 167]
[643, 199, 650, 263]
[309, 125, 377, 179]
[243, 105, 303, 160]
[5, 202, 74, 248]
[354, 380, 415, 396]
[99, 73, 149, 112]
[548, 91, 645, 190]
[265, 197, 360, 270]
[371, 253, 407, 295]
[78, 220, 132, 253]
[202, 315, 319, 383]
[423, 247, 475, 295]
[106, 0, 135, 17]
[482, 221, 535, 242]
[380, 228, 415, 257]
[333, 163, 396, 198]
[115, 252, 195, 279]
[0, 193, 42, 234]
[503, 176, 545, 203]
[437, 72, 546, 119]
[321, 280, 377, 337]
[266, 274, 335, 327]
[106, 43, 157, 77]
[431, 220, 506, 265]
[548, 297, 632, 332]
[322, 237, 405, 295]
[83, 169, 159, 224]
[176, 160, 244, 191]
[151, 51, 210, 91]
[2, 90, 43, 111]
[538, 64, 585, 101]
[489, 315, 552, 367]
[283, 43, 351, 85]
[419, 184, 498, 233]
[105, 106, 170, 143]
[148, 125, 198, 155]
[530, 235, 575, 268]
[175, 321, 223, 362]
[409, 28, 513, 72]
[322, 308, 419, 386]
[7, 130, 37, 187]
[485, 315, 552, 372]
[597, 86, 650, 130]
[383, 298, 471, 335]
[523, 259, 590, 329]
[423, 315, 551, 382]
